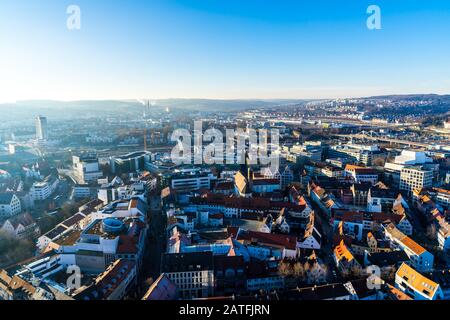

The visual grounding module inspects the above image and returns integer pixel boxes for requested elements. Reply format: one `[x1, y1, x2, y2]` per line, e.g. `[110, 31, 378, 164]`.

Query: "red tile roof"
[237, 230, 297, 250]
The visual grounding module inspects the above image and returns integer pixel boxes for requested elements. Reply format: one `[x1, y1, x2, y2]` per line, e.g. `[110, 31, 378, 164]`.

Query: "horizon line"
[2, 92, 449, 105]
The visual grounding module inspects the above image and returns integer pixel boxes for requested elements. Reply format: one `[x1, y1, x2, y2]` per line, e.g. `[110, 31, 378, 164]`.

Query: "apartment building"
[395, 263, 443, 300]
[0, 193, 21, 218]
[161, 252, 215, 299]
[170, 169, 216, 192]
[400, 166, 433, 195]
[73, 259, 137, 300]
[73, 154, 103, 184]
[383, 223, 434, 272]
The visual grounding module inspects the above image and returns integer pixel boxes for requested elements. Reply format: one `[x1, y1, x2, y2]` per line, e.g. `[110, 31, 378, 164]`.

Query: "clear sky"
[0, 0, 449, 102]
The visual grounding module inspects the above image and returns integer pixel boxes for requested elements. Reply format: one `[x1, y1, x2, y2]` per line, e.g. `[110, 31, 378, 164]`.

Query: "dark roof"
[213, 255, 245, 272]
[280, 283, 351, 300]
[61, 213, 85, 228]
[73, 259, 136, 300]
[349, 278, 378, 299]
[161, 252, 214, 273]
[214, 181, 235, 191]
[352, 183, 372, 192]
[246, 260, 273, 278]
[88, 198, 104, 207]
[44, 225, 68, 239]
[370, 187, 399, 199]
[366, 250, 410, 267]
[142, 274, 177, 300]
[0, 193, 15, 204]
[237, 230, 297, 250]
[354, 168, 378, 175]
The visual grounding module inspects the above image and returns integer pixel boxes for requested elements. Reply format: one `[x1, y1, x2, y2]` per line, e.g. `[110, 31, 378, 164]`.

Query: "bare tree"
[426, 224, 437, 240]
[373, 158, 386, 167]
[278, 260, 293, 277]
[293, 262, 306, 279]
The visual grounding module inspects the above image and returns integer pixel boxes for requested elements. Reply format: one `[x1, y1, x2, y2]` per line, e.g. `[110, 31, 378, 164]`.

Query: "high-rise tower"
[35, 116, 48, 141]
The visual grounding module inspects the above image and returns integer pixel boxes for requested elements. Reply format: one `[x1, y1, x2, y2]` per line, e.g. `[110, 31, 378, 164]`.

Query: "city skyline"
[1, 0, 450, 306]
[1, 0, 450, 103]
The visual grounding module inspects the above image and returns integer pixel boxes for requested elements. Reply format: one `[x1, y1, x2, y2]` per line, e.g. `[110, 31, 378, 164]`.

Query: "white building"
[435, 189, 450, 209]
[395, 151, 433, 165]
[0, 213, 40, 239]
[31, 176, 59, 201]
[345, 165, 379, 185]
[400, 167, 433, 195]
[161, 252, 215, 299]
[73, 259, 137, 300]
[385, 151, 434, 189]
[97, 179, 147, 205]
[72, 184, 94, 200]
[73, 154, 103, 184]
[395, 263, 443, 300]
[0, 193, 22, 218]
[298, 228, 322, 250]
[52, 217, 147, 274]
[170, 169, 216, 192]
[383, 223, 434, 272]
[330, 143, 383, 166]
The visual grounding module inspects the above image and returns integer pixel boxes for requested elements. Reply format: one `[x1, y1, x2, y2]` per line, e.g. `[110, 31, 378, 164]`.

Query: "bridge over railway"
[335, 134, 448, 149]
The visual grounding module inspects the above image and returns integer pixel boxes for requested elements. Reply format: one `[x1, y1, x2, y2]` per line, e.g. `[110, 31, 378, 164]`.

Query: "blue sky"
[0, 0, 449, 102]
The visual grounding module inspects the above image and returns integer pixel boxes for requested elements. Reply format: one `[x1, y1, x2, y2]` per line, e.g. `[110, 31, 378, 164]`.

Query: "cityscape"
[1, 96, 449, 301]
[1, 1, 450, 308]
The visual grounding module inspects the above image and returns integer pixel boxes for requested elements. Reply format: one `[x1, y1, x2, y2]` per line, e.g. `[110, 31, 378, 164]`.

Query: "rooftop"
[161, 252, 214, 273]
[236, 230, 297, 250]
[73, 259, 136, 300]
[396, 263, 440, 299]
[54, 229, 82, 246]
[385, 223, 427, 255]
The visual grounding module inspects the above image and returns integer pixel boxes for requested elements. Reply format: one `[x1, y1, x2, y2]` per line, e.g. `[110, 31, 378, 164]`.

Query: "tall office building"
[73, 154, 103, 184]
[35, 116, 48, 141]
[400, 166, 433, 195]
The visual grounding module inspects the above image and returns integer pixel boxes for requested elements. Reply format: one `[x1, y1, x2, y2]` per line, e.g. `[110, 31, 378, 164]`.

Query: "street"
[306, 196, 341, 283]
[139, 194, 167, 294]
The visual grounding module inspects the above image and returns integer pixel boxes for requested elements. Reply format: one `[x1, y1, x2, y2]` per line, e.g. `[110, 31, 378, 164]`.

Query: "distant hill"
[150, 99, 309, 111]
[363, 94, 450, 101]
[0, 100, 145, 122]
[0, 99, 309, 121]
[1, 95, 449, 122]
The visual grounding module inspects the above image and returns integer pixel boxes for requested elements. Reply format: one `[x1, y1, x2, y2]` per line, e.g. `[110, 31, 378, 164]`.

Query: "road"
[306, 196, 341, 283]
[138, 194, 167, 296]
